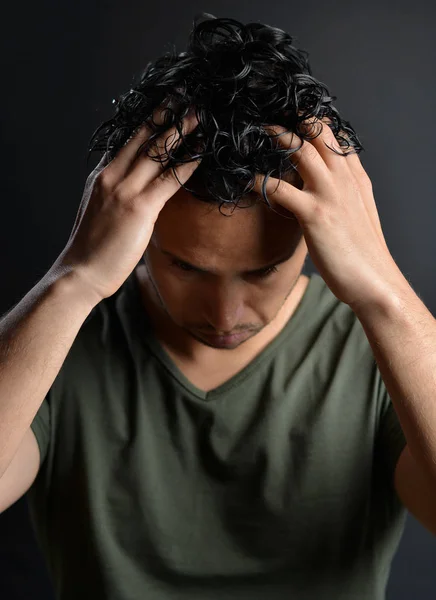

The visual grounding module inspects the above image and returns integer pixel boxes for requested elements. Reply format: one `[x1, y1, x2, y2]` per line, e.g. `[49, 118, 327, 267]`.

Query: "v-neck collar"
[119, 270, 324, 401]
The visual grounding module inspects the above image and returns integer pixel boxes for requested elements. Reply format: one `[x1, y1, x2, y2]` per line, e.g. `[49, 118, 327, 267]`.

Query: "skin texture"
[134, 183, 310, 372]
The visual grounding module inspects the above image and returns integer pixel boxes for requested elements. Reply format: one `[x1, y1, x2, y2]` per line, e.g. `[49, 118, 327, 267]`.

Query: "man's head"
[88, 14, 362, 349]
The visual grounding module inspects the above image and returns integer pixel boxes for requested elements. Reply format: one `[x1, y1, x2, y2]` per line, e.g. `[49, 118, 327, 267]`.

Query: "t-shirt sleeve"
[29, 396, 51, 468]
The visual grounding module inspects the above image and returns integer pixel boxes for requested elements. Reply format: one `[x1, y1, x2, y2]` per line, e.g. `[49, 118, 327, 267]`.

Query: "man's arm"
[353, 282, 436, 534]
[0, 265, 99, 479]
[395, 445, 436, 536]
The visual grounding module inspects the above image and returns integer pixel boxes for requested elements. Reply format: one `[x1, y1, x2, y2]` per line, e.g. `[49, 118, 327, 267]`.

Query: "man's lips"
[201, 330, 251, 345]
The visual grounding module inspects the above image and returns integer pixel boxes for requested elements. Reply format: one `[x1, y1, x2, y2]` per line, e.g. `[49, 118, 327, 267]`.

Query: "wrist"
[45, 262, 103, 312]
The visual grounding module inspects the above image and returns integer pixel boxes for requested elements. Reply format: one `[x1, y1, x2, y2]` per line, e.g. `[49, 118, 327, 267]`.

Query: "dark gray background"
[0, 0, 435, 597]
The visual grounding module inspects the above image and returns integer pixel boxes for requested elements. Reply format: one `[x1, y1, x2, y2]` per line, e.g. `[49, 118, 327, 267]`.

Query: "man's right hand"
[52, 108, 200, 302]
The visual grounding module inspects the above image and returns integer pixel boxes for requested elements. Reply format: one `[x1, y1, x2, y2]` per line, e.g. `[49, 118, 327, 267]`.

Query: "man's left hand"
[253, 118, 404, 310]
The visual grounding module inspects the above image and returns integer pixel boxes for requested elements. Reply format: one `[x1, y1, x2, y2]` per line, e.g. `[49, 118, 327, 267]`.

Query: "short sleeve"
[29, 397, 51, 468]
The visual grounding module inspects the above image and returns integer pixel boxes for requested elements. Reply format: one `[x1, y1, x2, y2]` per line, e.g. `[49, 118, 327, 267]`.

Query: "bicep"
[0, 428, 41, 514]
[394, 444, 436, 537]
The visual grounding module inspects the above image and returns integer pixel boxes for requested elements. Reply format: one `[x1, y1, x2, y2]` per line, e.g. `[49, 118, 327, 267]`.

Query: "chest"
[46, 386, 377, 580]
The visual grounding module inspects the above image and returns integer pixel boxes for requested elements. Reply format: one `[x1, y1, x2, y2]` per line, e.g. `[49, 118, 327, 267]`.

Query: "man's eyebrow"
[160, 249, 293, 274]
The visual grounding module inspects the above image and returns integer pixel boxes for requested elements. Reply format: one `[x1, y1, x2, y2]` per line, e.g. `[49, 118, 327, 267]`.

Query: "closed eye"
[171, 259, 198, 273]
[250, 265, 279, 278]
[170, 259, 279, 278]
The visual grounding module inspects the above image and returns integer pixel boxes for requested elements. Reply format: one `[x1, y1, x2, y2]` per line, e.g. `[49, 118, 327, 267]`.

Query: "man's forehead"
[159, 192, 298, 237]
[151, 196, 303, 275]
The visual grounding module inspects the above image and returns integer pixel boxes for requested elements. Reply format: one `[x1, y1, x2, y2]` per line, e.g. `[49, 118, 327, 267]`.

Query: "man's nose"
[202, 286, 245, 333]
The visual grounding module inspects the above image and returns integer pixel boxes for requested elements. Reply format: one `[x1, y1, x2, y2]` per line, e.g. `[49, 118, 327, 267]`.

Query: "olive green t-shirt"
[27, 270, 407, 600]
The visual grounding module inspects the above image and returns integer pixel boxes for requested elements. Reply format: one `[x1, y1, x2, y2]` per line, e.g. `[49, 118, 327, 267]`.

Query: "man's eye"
[170, 259, 279, 278]
[253, 265, 279, 278]
[171, 259, 196, 272]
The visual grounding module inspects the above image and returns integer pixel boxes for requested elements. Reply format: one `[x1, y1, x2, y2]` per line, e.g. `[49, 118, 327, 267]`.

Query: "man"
[1, 13, 436, 600]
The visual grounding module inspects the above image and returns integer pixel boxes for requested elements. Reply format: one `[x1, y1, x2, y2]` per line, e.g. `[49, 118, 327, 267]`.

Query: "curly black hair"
[87, 12, 364, 214]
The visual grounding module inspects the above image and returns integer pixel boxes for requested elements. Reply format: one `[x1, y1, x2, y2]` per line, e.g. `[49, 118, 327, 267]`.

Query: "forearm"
[352, 278, 436, 482]
[0, 264, 100, 477]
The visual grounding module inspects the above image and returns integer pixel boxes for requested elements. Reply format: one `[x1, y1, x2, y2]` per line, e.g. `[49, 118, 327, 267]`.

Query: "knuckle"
[308, 197, 330, 224]
[112, 182, 143, 206]
[96, 168, 112, 191]
[305, 143, 319, 162]
[159, 166, 178, 183]
[360, 171, 373, 189]
[112, 183, 129, 203]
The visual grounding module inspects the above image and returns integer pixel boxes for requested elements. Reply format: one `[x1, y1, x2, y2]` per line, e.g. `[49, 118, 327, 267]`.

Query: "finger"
[251, 173, 311, 224]
[117, 111, 199, 201]
[68, 153, 111, 243]
[137, 154, 202, 212]
[263, 123, 332, 193]
[346, 156, 389, 251]
[102, 106, 169, 186]
[300, 117, 353, 174]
